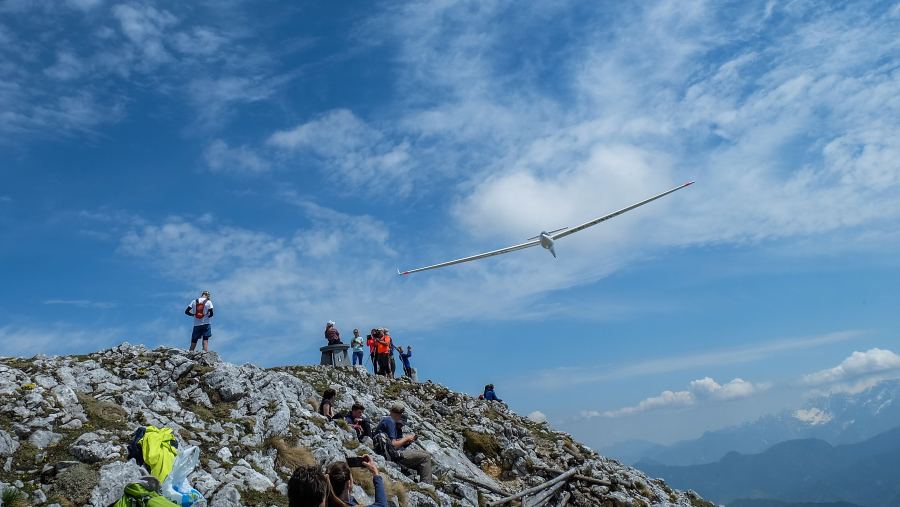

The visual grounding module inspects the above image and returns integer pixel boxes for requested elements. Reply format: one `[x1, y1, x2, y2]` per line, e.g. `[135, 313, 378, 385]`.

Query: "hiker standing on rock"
[367, 330, 378, 374]
[351, 329, 365, 366]
[384, 329, 396, 379]
[374, 329, 392, 378]
[184, 290, 214, 352]
[398, 346, 413, 378]
[325, 321, 341, 345]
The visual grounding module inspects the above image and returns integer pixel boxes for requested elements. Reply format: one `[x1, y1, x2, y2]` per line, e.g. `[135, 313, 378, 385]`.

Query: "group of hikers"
[181, 292, 414, 381]
[312, 391, 432, 506]
[180, 290, 509, 505]
[325, 321, 414, 379]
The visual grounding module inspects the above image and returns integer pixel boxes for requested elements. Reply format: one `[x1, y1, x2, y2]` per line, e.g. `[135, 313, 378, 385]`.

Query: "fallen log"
[526, 479, 568, 507]
[450, 472, 507, 496]
[487, 467, 578, 506]
[533, 466, 613, 488]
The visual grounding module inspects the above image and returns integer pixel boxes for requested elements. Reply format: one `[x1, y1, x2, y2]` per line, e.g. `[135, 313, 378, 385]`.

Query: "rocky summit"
[0, 344, 712, 507]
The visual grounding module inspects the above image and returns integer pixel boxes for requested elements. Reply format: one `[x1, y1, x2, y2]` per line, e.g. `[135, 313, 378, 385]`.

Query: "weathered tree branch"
[487, 467, 578, 506]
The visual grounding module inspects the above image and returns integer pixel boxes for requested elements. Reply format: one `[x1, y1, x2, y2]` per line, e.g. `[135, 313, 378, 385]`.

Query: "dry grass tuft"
[349, 469, 407, 507]
[268, 437, 316, 471]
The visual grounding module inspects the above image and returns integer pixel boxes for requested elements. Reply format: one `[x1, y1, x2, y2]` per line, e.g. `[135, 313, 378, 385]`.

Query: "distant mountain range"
[604, 379, 900, 466]
[638, 425, 900, 507]
[729, 501, 863, 507]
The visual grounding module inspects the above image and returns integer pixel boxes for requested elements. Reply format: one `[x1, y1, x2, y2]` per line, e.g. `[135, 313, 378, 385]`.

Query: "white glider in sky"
[398, 181, 694, 276]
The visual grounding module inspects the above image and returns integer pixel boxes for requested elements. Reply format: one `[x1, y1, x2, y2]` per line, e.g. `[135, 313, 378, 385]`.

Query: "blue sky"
[2, 0, 900, 449]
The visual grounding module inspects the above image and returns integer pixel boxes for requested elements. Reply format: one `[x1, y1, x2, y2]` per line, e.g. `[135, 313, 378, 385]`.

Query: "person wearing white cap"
[325, 320, 342, 345]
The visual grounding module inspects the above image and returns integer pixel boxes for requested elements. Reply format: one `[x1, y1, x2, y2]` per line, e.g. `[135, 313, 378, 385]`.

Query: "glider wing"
[398, 238, 542, 276]
[551, 182, 694, 241]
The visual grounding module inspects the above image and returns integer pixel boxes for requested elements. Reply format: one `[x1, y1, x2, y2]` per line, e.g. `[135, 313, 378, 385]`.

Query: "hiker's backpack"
[372, 432, 402, 462]
[193, 299, 206, 320]
[127, 427, 179, 468]
[114, 483, 179, 507]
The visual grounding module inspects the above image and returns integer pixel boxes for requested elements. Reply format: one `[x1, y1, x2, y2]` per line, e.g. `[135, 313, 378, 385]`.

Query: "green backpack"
[113, 483, 179, 507]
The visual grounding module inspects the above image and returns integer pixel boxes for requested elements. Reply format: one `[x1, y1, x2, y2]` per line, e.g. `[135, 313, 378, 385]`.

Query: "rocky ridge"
[0, 344, 712, 507]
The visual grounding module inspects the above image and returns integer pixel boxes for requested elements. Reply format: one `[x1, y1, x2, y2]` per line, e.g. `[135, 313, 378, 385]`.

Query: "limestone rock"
[0, 345, 708, 507]
[0, 430, 19, 457]
[89, 460, 144, 507]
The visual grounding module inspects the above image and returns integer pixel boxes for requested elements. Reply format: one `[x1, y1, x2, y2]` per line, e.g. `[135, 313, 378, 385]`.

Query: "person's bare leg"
[203, 338, 209, 352]
[189, 340, 197, 351]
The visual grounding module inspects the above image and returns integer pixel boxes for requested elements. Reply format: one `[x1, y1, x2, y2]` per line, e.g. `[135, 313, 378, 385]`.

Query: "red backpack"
[194, 299, 206, 320]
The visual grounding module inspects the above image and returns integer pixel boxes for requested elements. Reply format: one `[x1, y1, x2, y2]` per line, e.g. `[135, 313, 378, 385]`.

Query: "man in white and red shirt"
[184, 290, 215, 351]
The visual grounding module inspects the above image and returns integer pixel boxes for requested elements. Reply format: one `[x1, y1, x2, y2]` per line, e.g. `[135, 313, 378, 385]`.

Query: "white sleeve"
[189, 300, 196, 312]
[207, 300, 214, 310]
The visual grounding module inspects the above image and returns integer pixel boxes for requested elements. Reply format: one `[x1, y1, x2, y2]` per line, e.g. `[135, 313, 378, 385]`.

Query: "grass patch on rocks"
[77, 392, 128, 430]
[51, 463, 100, 505]
[463, 430, 500, 459]
[240, 488, 289, 507]
[1, 485, 29, 507]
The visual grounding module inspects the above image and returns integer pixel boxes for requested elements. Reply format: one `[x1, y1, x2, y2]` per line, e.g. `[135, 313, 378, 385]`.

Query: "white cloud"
[528, 410, 547, 423]
[584, 376, 765, 418]
[112, 3, 177, 65]
[689, 377, 760, 401]
[792, 407, 833, 426]
[803, 348, 900, 386]
[204, 139, 270, 174]
[267, 109, 414, 193]
[590, 390, 696, 419]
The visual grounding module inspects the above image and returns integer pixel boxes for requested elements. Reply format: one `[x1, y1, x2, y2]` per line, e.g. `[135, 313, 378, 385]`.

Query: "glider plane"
[398, 181, 694, 276]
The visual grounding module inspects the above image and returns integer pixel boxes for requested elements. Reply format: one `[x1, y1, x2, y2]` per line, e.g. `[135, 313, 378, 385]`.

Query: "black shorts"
[191, 324, 212, 342]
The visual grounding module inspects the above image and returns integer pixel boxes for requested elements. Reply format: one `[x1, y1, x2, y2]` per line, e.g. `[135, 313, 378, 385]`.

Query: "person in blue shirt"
[397, 345, 413, 377]
[374, 403, 433, 484]
[483, 384, 502, 402]
[326, 458, 387, 506]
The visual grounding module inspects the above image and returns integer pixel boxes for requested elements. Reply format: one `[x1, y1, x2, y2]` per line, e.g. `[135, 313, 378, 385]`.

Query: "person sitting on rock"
[344, 403, 372, 442]
[319, 388, 337, 419]
[288, 465, 328, 507]
[326, 457, 387, 506]
[325, 321, 342, 345]
[375, 403, 433, 484]
[483, 384, 503, 402]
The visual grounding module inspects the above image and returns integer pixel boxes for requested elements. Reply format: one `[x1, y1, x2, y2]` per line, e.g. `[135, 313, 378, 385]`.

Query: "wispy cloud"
[204, 139, 270, 174]
[267, 109, 414, 193]
[528, 331, 863, 389]
[583, 376, 766, 419]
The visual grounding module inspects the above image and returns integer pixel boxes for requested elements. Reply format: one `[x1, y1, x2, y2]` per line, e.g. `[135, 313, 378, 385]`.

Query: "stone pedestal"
[320, 344, 350, 367]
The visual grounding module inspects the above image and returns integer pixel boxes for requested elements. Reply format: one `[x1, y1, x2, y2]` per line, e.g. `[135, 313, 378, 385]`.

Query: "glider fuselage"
[539, 232, 557, 258]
